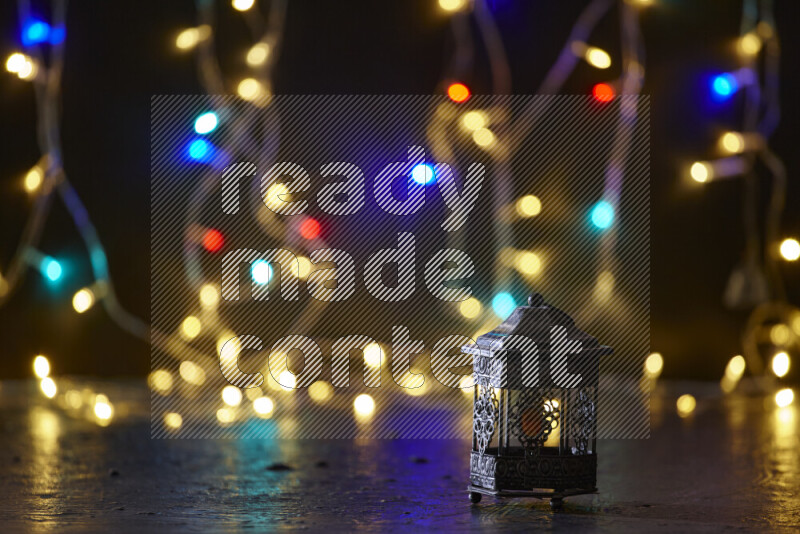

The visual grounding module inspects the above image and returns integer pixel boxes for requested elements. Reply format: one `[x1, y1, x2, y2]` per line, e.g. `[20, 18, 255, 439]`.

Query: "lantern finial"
[527, 293, 544, 307]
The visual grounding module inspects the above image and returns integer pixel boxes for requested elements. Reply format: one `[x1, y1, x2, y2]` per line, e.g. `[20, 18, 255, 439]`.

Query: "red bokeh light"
[299, 218, 321, 240]
[202, 229, 224, 252]
[447, 83, 471, 103]
[592, 83, 615, 103]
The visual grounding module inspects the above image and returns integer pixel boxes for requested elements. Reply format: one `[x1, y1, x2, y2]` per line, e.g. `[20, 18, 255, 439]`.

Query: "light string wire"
[5, 0, 793, 423]
[2, 0, 148, 338]
[5, 0, 648, 428]
[735, 0, 798, 383]
[427, 0, 645, 334]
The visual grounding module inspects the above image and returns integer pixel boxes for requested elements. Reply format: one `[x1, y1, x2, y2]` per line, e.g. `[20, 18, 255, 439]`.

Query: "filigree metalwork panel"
[569, 389, 595, 455]
[472, 377, 499, 455]
[473, 353, 505, 386]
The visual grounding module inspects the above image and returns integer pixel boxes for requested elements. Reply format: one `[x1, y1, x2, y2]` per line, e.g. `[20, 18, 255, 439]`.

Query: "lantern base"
[470, 449, 598, 491]
[467, 484, 596, 507]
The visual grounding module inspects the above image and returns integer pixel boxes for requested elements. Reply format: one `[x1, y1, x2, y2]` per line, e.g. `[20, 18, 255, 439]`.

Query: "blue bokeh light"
[492, 292, 516, 319]
[22, 18, 51, 46]
[711, 73, 738, 100]
[251, 260, 273, 285]
[187, 139, 213, 162]
[42, 258, 62, 282]
[194, 112, 219, 135]
[590, 200, 615, 230]
[411, 164, 436, 185]
[48, 26, 66, 45]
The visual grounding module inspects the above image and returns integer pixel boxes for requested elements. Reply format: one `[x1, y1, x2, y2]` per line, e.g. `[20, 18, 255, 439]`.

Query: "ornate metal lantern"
[464, 293, 612, 508]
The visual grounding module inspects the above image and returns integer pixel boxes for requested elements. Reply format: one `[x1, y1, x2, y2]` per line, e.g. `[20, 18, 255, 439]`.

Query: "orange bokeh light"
[202, 229, 224, 252]
[592, 83, 615, 103]
[300, 218, 321, 240]
[447, 83, 471, 103]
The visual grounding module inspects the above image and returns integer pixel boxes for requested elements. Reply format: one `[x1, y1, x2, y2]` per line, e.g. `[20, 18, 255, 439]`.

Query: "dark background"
[0, 0, 797, 379]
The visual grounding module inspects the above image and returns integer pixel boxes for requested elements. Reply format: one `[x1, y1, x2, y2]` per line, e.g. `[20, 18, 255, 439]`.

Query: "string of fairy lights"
[1, 0, 797, 430]
[681, 0, 798, 412]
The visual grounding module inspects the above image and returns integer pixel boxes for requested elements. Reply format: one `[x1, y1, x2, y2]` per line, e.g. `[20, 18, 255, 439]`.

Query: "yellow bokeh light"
[199, 284, 220, 309]
[222, 385, 243, 406]
[439, 0, 467, 11]
[308, 381, 333, 403]
[738, 32, 762, 56]
[725, 355, 746, 380]
[94, 399, 114, 421]
[775, 388, 794, 408]
[33, 355, 50, 378]
[690, 162, 710, 183]
[779, 238, 800, 261]
[286, 255, 312, 279]
[459, 297, 482, 319]
[175, 28, 198, 50]
[72, 288, 95, 313]
[461, 110, 488, 131]
[719, 132, 744, 154]
[264, 182, 289, 210]
[175, 25, 210, 50]
[237, 78, 264, 101]
[40, 377, 57, 398]
[181, 316, 202, 340]
[216, 408, 236, 424]
[246, 42, 270, 66]
[514, 251, 542, 276]
[585, 47, 611, 69]
[515, 195, 542, 217]
[148, 369, 174, 393]
[218, 334, 242, 365]
[472, 128, 496, 148]
[253, 396, 274, 416]
[353, 393, 375, 417]
[278, 370, 296, 391]
[771, 352, 790, 378]
[24, 167, 43, 193]
[770, 324, 792, 346]
[720, 375, 737, 394]
[676, 394, 696, 417]
[6, 53, 37, 80]
[164, 412, 183, 429]
[363, 342, 383, 369]
[17, 61, 36, 80]
[180, 360, 207, 385]
[6, 52, 27, 73]
[644, 352, 663, 378]
[266, 352, 288, 391]
[297, 256, 312, 278]
[232, 0, 255, 11]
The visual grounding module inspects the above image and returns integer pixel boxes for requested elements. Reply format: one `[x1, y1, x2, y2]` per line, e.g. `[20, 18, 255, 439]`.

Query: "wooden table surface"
[0, 379, 797, 532]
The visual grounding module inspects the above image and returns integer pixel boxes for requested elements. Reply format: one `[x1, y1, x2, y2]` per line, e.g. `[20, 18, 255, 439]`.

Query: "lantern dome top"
[464, 292, 613, 358]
